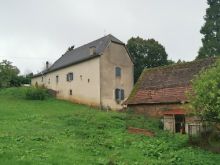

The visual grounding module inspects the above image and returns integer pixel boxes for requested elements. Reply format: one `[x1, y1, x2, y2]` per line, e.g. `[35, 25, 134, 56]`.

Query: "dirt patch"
[128, 127, 155, 137]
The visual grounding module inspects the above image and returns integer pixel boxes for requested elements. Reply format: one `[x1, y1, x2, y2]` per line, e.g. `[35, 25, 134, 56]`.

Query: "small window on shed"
[115, 67, 121, 77]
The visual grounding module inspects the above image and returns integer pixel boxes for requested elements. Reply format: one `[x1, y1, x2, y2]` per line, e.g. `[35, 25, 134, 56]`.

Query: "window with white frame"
[115, 88, 125, 101]
[67, 72, 74, 81]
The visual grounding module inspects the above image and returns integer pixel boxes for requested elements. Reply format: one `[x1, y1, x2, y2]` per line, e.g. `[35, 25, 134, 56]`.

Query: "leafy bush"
[189, 59, 220, 123]
[25, 87, 48, 100]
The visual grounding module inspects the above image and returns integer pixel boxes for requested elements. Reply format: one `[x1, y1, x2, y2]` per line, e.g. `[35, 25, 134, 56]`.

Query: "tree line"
[0, 60, 32, 88]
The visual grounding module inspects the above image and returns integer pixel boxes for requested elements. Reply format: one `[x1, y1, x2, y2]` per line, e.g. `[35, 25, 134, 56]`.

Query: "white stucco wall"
[31, 42, 134, 110]
[31, 57, 101, 106]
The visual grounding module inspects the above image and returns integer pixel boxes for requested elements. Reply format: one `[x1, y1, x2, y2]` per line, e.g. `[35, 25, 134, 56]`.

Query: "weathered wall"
[164, 115, 175, 133]
[128, 103, 185, 117]
[31, 57, 101, 106]
[100, 42, 134, 110]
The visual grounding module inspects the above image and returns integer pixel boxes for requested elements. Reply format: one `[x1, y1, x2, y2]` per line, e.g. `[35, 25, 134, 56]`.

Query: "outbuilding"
[125, 58, 216, 133]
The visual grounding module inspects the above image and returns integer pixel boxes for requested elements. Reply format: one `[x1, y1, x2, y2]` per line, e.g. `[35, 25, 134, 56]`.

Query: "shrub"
[188, 59, 220, 123]
[25, 87, 48, 100]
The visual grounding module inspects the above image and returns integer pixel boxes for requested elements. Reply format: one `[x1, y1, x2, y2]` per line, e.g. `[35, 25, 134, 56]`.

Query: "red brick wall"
[128, 103, 185, 117]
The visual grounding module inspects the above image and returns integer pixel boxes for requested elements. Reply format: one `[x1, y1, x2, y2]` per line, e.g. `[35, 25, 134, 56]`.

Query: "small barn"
[125, 58, 216, 134]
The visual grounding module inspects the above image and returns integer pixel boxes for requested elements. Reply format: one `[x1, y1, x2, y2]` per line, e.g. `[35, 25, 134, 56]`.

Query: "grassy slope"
[0, 88, 219, 165]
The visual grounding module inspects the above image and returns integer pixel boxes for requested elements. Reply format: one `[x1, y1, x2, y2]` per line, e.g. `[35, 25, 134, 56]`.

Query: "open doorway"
[163, 109, 186, 134]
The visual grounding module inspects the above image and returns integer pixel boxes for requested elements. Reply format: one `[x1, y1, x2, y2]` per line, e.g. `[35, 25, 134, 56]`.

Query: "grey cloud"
[0, 0, 207, 74]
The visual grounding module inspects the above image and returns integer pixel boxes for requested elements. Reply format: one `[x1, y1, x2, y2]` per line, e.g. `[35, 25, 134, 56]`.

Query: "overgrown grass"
[0, 87, 219, 164]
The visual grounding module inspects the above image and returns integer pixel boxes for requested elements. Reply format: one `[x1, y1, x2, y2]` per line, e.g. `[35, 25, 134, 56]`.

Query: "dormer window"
[89, 46, 96, 55]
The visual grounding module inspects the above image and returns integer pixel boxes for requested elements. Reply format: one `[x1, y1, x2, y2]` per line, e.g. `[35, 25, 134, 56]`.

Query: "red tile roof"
[126, 57, 217, 105]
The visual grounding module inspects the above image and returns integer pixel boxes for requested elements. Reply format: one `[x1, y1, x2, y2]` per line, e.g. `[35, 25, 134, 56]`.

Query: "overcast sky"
[0, 0, 207, 74]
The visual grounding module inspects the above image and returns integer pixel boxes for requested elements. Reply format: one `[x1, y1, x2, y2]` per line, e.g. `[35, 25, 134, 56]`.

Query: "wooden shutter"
[115, 88, 120, 100]
[66, 74, 69, 81]
[121, 89, 124, 100]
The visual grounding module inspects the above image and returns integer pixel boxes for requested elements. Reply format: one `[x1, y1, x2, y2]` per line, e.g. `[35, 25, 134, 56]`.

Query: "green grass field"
[0, 88, 219, 165]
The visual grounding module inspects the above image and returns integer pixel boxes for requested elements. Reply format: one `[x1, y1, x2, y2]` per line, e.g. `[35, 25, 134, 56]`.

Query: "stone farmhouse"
[125, 58, 216, 134]
[31, 34, 134, 110]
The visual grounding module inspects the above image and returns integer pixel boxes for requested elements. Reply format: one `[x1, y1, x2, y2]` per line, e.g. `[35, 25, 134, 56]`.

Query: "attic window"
[89, 46, 96, 55]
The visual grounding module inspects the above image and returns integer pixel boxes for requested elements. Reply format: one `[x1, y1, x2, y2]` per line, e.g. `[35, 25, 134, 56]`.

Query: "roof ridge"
[142, 57, 218, 74]
[66, 34, 116, 54]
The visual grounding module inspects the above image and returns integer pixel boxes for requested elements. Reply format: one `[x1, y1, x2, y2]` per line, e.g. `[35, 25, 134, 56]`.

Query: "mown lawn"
[0, 88, 219, 165]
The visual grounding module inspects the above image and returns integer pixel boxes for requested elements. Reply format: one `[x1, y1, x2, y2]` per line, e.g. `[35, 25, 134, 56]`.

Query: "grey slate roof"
[33, 34, 124, 77]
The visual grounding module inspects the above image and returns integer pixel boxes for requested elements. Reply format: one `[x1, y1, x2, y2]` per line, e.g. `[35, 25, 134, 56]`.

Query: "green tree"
[189, 59, 220, 123]
[0, 60, 20, 87]
[198, 0, 220, 58]
[127, 37, 168, 82]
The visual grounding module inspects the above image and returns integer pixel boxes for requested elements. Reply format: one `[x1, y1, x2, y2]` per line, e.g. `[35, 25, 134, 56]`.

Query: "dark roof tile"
[33, 34, 124, 77]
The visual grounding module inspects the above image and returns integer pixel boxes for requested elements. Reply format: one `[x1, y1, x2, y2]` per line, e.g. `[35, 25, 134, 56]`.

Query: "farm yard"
[0, 88, 219, 165]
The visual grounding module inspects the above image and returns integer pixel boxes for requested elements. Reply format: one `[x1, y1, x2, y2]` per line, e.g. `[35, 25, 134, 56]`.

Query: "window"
[89, 46, 96, 55]
[56, 75, 59, 83]
[67, 72, 74, 81]
[115, 67, 121, 77]
[115, 88, 125, 101]
[69, 89, 72, 95]
[48, 78, 50, 84]
[41, 77, 43, 82]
